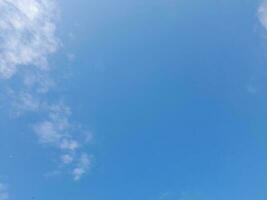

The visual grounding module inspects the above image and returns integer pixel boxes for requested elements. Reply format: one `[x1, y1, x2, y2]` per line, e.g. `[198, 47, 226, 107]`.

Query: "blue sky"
[1, 0, 267, 199]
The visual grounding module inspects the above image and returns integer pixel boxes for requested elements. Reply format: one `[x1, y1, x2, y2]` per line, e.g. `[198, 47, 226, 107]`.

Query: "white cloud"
[32, 102, 91, 180]
[73, 153, 92, 181]
[0, 0, 58, 79]
[0, 183, 8, 200]
[60, 139, 79, 151]
[33, 120, 63, 144]
[23, 71, 55, 94]
[0, 0, 92, 181]
[258, 1, 267, 29]
[33, 103, 71, 144]
[61, 154, 74, 164]
[13, 92, 40, 114]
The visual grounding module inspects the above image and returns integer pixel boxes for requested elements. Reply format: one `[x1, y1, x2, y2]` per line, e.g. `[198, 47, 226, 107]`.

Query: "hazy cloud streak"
[0, 183, 8, 200]
[0, 0, 92, 180]
[258, 0, 267, 30]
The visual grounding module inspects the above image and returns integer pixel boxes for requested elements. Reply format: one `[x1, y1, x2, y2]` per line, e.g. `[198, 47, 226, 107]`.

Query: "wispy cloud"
[258, 0, 267, 29]
[73, 153, 92, 181]
[0, 0, 58, 78]
[0, 0, 92, 181]
[0, 183, 8, 200]
[32, 102, 93, 180]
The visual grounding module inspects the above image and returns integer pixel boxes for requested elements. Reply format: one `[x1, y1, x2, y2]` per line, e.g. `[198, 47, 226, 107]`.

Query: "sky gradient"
[1, 0, 267, 200]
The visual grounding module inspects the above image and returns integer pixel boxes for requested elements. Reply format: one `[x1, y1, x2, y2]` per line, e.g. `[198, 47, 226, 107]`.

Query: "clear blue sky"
[0, 0, 267, 200]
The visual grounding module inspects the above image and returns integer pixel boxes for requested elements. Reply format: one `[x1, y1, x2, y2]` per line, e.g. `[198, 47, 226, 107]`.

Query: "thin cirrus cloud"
[0, 0, 58, 78]
[258, 0, 267, 30]
[0, 183, 8, 200]
[0, 0, 92, 181]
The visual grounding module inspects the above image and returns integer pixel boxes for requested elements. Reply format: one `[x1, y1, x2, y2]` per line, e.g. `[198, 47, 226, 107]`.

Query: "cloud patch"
[0, 0, 92, 181]
[0, 183, 8, 200]
[258, 0, 267, 29]
[73, 153, 92, 181]
[0, 0, 58, 78]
